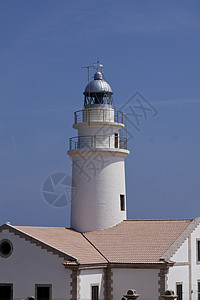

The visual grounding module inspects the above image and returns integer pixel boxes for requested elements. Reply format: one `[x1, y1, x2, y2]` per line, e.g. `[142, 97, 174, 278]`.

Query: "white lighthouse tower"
[68, 62, 129, 232]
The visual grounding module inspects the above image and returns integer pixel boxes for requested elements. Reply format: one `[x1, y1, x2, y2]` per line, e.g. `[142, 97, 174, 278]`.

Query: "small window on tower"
[120, 194, 125, 211]
[115, 133, 119, 148]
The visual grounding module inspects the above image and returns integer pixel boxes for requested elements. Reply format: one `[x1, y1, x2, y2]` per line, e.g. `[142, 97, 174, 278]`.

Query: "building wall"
[112, 268, 159, 300]
[168, 265, 189, 300]
[171, 238, 188, 262]
[0, 229, 71, 300]
[79, 269, 104, 300]
[191, 224, 200, 300]
[167, 223, 200, 300]
[71, 154, 127, 232]
[168, 238, 189, 299]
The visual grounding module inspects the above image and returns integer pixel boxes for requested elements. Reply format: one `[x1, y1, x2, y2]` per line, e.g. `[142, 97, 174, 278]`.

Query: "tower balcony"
[69, 135, 127, 151]
[73, 108, 126, 127]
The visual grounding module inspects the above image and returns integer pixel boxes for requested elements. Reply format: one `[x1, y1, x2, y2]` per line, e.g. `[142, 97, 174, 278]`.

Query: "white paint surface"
[167, 222, 200, 300]
[112, 268, 159, 300]
[69, 106, 129, 232]
[70, 154, 127, 232]
[168, 265, 189, 300]
[190, 223, 200, 300]
[171, 238, 188, 263]
[79, 269, 104, 300]
[0, 230, 71, 300]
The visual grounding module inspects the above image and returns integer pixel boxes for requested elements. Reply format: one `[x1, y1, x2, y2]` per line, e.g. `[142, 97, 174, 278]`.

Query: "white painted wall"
[191, 223, 200, 300]
[167, 238, 190, 300]
[168, 265, 189, 300]
[0, 230, 71, 300]
[70, 154, 127, 232]
[171, 238, 188, 263]
[79, 269, 104, 300]
[69, 105, 129, 233]
[82, 108, 114, 123]
[167, 222, 200, 300]
[112, 268, 159, 300]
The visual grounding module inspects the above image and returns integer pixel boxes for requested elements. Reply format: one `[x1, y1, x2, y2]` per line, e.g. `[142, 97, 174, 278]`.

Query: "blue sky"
[0, 0, 200, 226]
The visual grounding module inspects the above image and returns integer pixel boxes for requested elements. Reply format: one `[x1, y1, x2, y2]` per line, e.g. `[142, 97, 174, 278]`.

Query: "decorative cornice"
[64, 262, 171, 270]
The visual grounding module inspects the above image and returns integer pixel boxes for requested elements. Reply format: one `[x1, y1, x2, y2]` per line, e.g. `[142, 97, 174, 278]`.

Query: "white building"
[1, 63, 200, 300]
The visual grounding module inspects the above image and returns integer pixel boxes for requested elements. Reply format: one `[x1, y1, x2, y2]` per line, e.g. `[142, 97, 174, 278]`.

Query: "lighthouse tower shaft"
[68, 69, 129, 232]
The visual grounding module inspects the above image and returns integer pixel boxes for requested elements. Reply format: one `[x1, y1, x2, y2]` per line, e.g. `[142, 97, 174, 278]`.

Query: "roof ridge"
[13, 225, 69, 229]
[82, 232, 109, 263]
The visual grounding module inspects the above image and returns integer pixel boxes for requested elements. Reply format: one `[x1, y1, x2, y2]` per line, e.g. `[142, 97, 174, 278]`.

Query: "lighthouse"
[68, 61, 129, 232]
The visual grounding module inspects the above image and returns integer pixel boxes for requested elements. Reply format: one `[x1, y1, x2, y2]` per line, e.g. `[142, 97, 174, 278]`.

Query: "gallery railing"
[74, 109, 126, 125]
[69, 135, 127, 151]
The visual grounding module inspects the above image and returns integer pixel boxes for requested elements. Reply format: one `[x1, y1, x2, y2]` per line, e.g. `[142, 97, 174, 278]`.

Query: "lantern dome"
[83, 71, 113, 108]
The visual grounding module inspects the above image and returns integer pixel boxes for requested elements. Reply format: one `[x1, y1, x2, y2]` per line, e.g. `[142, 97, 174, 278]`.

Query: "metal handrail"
[69, 135, 127, 151]
[74, 109, 126, 125]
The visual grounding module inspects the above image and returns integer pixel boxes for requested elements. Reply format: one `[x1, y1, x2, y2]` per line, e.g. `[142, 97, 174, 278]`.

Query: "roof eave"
[0, 223, 78, 262]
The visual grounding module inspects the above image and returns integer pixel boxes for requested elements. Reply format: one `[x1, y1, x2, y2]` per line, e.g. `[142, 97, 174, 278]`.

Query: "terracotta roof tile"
[84, 219, 192, 263]
[9, 219, 193, 265]
[12, 226, 107, 265]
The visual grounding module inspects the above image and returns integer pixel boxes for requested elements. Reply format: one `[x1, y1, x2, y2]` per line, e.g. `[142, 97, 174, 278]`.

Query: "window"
[198, 281, 200, 300]
[120, 194, 125, 211]
[0, 240, 13, 258]
[197, 240, 200, 262]
[35, 285, 51, 300]
[176, 283, 182, 300]
[0, 284, 13, 300]
[91, 285, 99, 300]
[114, 133, 118, 148]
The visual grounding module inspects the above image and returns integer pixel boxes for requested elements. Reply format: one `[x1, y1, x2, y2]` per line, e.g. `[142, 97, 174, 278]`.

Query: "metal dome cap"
[84, 71, 113, 95]
[82, 60, 113, 108]
[94, 71, 103, 80]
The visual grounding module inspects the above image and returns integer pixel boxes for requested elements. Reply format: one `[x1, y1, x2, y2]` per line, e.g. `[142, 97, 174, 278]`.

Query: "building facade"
[1, 64, 200, 300]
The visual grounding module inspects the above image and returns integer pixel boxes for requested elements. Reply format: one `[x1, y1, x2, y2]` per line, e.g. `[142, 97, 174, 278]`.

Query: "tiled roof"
[11, 226, 107, 265]
[2, 219, 194, 265]
[84, 219, 193, 264]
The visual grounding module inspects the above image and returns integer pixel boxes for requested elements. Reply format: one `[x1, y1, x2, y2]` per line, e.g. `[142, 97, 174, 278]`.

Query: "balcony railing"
[74, 109, 126, 125]
[69, 135, 127, 151]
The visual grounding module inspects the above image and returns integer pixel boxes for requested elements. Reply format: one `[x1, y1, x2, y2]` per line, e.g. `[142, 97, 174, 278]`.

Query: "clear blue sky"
[0, 0, 200, 227]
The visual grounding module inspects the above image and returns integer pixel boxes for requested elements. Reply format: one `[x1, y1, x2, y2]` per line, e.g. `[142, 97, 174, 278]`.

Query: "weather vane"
[95, 58, 103, 72]
[81, 59, 103, 83]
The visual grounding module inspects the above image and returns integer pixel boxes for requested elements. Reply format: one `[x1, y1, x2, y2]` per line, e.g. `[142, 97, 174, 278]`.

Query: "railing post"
[78, 137, 80, 149]
[88, 109, 91, 124]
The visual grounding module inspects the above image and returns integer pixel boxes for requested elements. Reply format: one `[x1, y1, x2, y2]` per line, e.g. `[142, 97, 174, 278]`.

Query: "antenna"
[81, 64, 95, 83]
